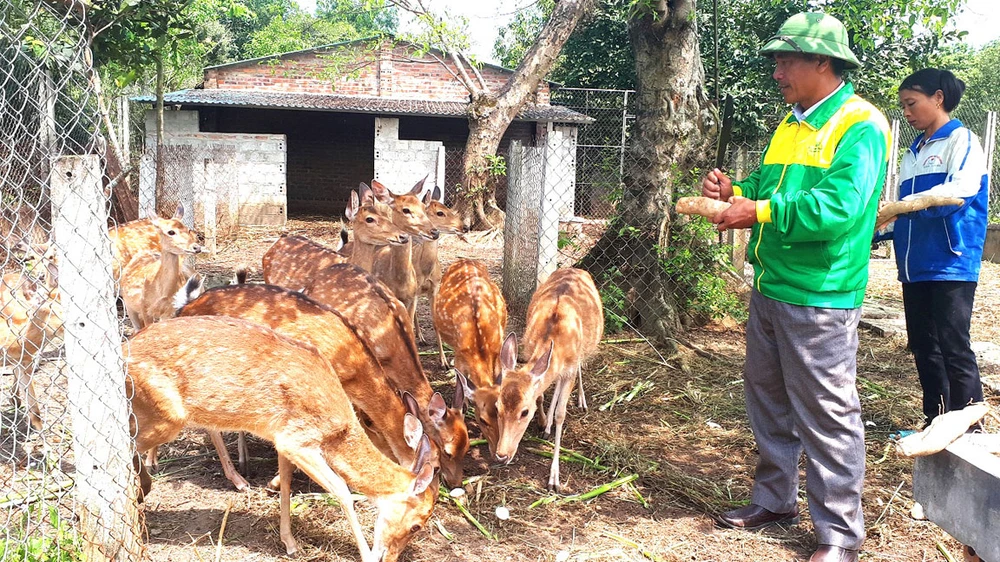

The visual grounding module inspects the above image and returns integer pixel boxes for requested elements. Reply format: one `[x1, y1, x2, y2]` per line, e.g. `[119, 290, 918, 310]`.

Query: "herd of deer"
[2, 176, 604, 562]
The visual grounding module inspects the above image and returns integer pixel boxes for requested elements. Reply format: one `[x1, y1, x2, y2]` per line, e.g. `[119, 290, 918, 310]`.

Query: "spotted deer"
[125, 315, 436, 562]
[1, 245, 63, 431]
[432, 259, 508, 457]
[493, 268, 604, 491]
[107, 203, 191, 286]
[119, 217, 202, 330]
[368, 177, 439, 323]
[301, 262, 469, 488]
[176, 284, 422, 489]
[411, 185, 469, 344]
[261, 184, 407, 289]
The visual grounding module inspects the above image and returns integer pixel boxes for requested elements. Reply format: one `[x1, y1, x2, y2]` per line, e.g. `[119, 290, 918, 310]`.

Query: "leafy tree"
[389, 0, 596, 229]
[243, 11, 358, 57]
[318, 0, 398, 36]
[219, 0, 298, 57]
[496, 0, 965, 144]
[495, 0, 634, 89]
[960, 40, 1000, 108]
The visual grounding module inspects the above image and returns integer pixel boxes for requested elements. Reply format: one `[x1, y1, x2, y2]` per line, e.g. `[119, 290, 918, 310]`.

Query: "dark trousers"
[902, 281, 983, 425]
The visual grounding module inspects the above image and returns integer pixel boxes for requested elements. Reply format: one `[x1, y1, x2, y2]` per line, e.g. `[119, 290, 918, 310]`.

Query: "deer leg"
[15, 363, 42, 431]
[277, 453, 300, 556]
[577, 364, 587, 411]
[548, 375, 576, 493]
[412, 299, 426, 344]
[207, 430, 250, 491]
[237, 431, 248, 474]
[545, 379, 568, 435]
[144, 446, 160, 473]
[280, 445, 374, 562]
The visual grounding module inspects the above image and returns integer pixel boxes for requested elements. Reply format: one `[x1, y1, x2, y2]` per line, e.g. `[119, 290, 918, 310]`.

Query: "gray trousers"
[745, 290, 866, 550]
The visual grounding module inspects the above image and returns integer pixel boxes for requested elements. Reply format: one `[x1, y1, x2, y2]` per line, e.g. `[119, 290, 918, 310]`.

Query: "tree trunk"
[579, 0, 715, 348]
[154, 54, 167, 207]
[456, 0, 594, 230]
[83, 35, 138, 223]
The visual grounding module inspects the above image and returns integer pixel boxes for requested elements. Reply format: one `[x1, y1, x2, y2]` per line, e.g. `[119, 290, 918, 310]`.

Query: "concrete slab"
[860, 300, 907, 337]
[913, 434, 1000, 562]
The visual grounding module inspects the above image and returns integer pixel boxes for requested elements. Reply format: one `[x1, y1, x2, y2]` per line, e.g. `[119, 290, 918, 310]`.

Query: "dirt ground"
[6, 216, 997, 562]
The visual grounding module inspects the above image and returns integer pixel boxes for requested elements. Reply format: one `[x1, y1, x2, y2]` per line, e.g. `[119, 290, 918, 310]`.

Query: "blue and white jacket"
[880, 119, 989, 283]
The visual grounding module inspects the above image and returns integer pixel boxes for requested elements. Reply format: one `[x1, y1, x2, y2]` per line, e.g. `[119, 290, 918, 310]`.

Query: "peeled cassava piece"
[894, 403, 990, 457]
[876, 196, 964, 228]
[675, 197, 731, 219]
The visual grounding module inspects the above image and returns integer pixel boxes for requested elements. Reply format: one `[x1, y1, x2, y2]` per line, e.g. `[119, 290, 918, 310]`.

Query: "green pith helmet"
[760, 12, 861, 70]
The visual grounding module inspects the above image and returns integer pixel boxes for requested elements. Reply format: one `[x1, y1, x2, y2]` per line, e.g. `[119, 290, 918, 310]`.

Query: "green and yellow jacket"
[733, 82, 890, 309]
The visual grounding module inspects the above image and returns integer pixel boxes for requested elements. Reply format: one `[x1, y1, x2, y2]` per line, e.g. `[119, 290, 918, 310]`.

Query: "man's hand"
[713, 196, 757, 231]
[702, 168, 734, 201]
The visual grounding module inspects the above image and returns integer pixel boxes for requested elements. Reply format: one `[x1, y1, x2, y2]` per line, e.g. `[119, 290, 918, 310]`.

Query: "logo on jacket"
[922, 155, 944, 167]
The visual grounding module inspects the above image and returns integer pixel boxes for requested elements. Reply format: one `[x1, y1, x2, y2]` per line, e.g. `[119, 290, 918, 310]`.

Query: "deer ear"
[432, 185, 442, 202]
[173, 202, 185, 220]
[412, 457, 436, 494]
[403, 413, 423, 449]
[422, 189, 433, 206]
[454, 371, 470, 410]
[500, 332, 518, 372]
[412, 434, 433, 473]
[410, 174, 427, 195]
[401, 391, 421, 417]
[428, 392, 447, 423]
[346, 191, 359, 221]
[370, 180, 393, 204]
[530, 341, 554, 380]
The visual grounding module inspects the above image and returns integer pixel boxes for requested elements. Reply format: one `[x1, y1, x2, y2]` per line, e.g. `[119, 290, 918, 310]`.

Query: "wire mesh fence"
[2, 2, 142, 561]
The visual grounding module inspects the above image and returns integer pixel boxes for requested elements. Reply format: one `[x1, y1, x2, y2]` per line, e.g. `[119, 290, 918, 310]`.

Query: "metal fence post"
[51, 155, 142, 562]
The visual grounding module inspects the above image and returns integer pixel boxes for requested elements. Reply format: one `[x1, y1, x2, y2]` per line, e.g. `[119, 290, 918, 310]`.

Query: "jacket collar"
[909, 118, 963, 154]
[784, 82, 855, 130]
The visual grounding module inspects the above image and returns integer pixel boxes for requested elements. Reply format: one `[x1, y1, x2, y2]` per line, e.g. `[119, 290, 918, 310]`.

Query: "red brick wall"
[200, 107, 374, 215]
[204, 41, 551, 104]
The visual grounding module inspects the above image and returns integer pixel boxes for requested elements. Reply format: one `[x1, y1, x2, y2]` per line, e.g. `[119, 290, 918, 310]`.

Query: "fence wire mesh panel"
[1, 2, 141, 561]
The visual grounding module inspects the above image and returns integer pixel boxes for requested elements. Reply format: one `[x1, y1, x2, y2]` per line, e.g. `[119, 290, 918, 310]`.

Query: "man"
[703, 12, 890, 562]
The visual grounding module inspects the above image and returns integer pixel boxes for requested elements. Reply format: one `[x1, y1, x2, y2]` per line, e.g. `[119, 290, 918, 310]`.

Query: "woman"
[879, 68, 989, 427]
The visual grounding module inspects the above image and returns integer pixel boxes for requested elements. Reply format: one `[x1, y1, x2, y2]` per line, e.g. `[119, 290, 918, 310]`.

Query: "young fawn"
[432, 259, 508, 457]
[107, 203, 190, 286]
[1, 243, 62, 430]
[301, 262, 470, 489]
[125, 315, 437, 562]
[119, 217, 202, 330]
[368, 178, 439, 323]
[493, 268, 604, 491]
[411, 185, 469, 344]
[177, 283, 422, 488]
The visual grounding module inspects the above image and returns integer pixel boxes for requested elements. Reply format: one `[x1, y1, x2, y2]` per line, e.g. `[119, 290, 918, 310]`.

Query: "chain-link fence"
[2, 2, 141, 561]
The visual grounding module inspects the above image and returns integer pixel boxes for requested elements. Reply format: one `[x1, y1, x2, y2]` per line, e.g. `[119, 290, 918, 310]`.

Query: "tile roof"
[132, 89, 593, 124]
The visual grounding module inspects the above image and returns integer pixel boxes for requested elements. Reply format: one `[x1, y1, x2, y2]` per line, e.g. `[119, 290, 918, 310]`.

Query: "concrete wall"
[200, 107, 374, 214]
[373, 117, 443, 194]
[141, 110, 286, 251]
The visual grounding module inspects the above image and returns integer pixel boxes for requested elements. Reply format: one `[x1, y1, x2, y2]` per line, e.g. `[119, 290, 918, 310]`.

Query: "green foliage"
[660, 217, 748, 324]
[318, 0, 398, 36]
[596, 267, 630, 333]
[0, 506, 83, 562]
[494, 0, 635, 89]
[243, 13, 357, 57]
[483, 154, 507, 177]
[699, 0, 966, 144]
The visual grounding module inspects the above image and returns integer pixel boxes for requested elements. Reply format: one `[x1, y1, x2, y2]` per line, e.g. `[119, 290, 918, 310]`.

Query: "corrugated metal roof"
[132, 89, 594, 124]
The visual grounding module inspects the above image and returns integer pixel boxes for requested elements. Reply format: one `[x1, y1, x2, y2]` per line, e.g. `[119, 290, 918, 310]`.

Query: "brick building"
[134, 38, 590, 238]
